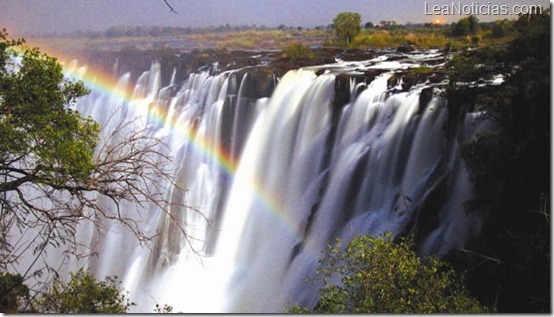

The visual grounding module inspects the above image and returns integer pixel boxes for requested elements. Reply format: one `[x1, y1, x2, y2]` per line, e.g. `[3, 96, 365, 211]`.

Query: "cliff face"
[75, 46, 452, 90]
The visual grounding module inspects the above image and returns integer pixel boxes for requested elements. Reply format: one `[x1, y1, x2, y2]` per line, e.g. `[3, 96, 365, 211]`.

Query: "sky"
[0, 0, 550, 35]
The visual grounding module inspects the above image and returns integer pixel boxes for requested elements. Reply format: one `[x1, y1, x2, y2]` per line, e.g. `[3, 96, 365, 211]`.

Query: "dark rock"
[428, 72, 447, 83]
[397, 44, 416, 53]
[241, 67, 276, 99]
[337, 49, 375, 62]
[387, 74, 401, 88]
[401, 72, 418, 91]
[355, 84, 367, 97]
[334, 73, 351, 112]
[361, 69, 387, 83]
[386, 54, 406, 62]
[419, 87, 434, 113]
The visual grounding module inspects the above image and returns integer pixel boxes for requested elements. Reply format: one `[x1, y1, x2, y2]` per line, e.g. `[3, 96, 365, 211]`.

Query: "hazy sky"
[1, 0, 550, 35]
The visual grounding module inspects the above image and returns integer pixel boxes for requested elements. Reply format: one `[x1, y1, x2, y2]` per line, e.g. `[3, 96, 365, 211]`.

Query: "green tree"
[332, 12, 362, 45]
[452, 18, 470, 36]
[491, 19, 514, 38]
[0, 272, 29, 312]
[446, 53, 490, 85]
[0, 29, 190, 305]
[33, 270, 134, 313]
[281, 42, 315, 59]
[453, 11, 551, 313]
[467, 15, 480, 34]
[0, 35, 98, 188]
[289, 233, 491, 313]
[451, 16, 479, 37]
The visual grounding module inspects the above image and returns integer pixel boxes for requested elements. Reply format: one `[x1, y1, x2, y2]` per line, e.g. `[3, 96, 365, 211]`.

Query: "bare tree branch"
[161, 0, 178, 13]
[0, 111, 209, 289]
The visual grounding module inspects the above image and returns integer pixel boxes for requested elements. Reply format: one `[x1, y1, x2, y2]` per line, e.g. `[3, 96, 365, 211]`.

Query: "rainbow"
[15, 40, 309, 249]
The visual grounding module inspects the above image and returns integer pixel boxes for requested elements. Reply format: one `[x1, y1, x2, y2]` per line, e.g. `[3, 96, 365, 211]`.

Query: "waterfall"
[64, 53, 491, 312]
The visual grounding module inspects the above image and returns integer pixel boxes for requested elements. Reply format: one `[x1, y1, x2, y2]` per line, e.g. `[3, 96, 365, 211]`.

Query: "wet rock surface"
[77, 47, 449, 93]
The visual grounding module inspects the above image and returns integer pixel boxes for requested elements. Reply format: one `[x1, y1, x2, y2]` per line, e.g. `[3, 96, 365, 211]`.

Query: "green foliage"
[34, 270, 135, 313]
[410, 66, 433, 76]
[405, 32, 447, 48]
[452, 18, 470, 36]
[289, 233, 491, 313]
[446, 53, 491, 85]
[332, 12, 362, 46]
[0, 272, 29, 313]
[451, 11, 550, 312]
[323, 13, 514, 50]
[451, 16, 480, 37]
[154, 303, 176, 313]
[0, 30, 186, 314]
[351, 31, 402, 48]
[0, 28, 99, 186]
[467, 15, 480, 34]
[491, 19, 514, 38]
[0, 270, 179, 313]
[461, 11, 550, 224]
[281, 42, 315, 59]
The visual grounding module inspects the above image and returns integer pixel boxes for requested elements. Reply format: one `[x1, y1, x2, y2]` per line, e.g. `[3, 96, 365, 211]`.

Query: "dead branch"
[0, 112, 207, 283]
[161, 0, 178, 13]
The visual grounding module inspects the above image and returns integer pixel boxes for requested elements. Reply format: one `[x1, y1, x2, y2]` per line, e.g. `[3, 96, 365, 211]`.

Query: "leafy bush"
[281, 42, 314, 59]
[352, 31, 402, 48]
[0, 272, 29, 313]
[455, 11, 550, 312]
[446, 53, 491, 85]
[289, 232, 491, 313]
[333, 12, 362, 45]
[405, 33, 447, 48]
[491, 19, 514, 38]
[34, 270, 135, 313]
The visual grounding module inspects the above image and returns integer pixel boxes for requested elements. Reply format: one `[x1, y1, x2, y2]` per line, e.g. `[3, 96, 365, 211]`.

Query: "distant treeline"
[32, 18, 514, 40]
[34, 24, 329, 38]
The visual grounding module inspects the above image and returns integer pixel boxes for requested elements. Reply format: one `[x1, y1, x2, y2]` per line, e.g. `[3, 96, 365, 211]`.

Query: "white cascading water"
[57, 53, 492, 312]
